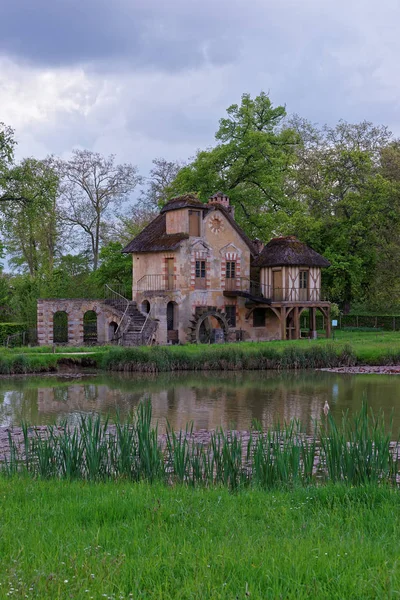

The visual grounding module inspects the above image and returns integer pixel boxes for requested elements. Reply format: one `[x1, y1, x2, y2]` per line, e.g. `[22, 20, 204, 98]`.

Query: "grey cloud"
[0, 0, 243, 70]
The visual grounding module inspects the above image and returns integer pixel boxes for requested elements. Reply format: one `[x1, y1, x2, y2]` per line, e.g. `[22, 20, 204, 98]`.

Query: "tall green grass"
[100, 343, 357, 372]
[3, 401, 398, 489]
[0, 353, 58, 374]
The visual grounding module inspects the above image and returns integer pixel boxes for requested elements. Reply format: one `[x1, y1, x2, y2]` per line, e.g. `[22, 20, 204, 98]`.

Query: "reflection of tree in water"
[0, 389, 39, 426]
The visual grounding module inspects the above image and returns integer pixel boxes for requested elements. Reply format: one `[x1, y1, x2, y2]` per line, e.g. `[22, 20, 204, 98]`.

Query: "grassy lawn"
[0, 479, 399, 599]
[1, 330, 400, 373]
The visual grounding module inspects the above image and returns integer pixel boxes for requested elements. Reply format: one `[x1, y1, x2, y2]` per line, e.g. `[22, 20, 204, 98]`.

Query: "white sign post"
[332, 319, 338, 340]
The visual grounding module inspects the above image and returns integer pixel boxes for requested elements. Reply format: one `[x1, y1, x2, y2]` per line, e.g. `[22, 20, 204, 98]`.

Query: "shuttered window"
[189, 210, 201, 236]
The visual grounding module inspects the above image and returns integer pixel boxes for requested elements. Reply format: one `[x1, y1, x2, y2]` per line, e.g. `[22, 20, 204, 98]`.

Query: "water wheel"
[186, 307, 230, 343]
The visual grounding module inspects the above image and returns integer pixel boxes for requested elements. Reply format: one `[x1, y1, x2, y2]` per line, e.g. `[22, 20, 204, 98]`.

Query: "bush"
[0, 323, 28, 345]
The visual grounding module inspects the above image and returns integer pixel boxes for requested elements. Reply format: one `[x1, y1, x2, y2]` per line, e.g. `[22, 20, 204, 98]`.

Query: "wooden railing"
[224, 278, 327, 302]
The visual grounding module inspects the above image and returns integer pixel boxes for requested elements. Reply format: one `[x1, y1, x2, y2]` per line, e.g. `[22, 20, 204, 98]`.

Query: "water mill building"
[37, 192, 331, 346]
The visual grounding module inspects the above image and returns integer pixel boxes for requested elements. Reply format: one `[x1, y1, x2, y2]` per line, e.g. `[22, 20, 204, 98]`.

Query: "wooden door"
[166, 258, 174, 290]
[273, 270, 283, 301]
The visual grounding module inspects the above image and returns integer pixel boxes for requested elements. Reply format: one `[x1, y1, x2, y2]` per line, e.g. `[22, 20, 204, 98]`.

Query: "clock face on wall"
[208, 214, 224, 234]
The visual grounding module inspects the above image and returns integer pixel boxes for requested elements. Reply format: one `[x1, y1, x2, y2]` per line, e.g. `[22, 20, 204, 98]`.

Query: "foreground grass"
[2, 330, 400, 374]
[0, 479, 399, 599]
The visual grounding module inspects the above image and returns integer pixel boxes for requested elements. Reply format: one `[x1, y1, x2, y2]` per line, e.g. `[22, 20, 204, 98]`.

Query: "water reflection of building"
[1, 372, 399, 433]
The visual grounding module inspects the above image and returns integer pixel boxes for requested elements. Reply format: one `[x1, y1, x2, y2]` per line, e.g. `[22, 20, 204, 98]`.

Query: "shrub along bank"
[2, 331, 400, 374]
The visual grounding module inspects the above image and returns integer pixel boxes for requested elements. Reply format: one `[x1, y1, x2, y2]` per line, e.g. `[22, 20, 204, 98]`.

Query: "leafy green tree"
[285, 118, 395, 311]
[169, 92, 298, 239]
[0, 122, 17, 203]
[92, 242, 132, 297]
[1, 158, 60, 276]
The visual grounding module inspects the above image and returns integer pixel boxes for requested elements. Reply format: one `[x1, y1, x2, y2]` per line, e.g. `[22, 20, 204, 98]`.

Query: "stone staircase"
[103, 298, 157, 346]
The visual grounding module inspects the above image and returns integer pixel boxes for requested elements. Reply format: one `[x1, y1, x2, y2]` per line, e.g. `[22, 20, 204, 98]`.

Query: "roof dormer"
[161, 194, 205, 236]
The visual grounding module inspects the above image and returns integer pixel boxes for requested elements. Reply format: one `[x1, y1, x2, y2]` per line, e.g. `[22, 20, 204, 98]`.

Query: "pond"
[1, 370, 400, 434]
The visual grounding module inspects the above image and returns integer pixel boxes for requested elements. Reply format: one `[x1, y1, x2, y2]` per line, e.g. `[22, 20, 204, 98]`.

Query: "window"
[253, 308, 266, 327]
[299, 270, 308, 289]
[195, 260, 206, 289]
[299, 270, 309, 301]
[195, 260, 206, 278]
[225, 306, 236, 328]
[225, 261, 236, 279]
[189, 210, 201, 236]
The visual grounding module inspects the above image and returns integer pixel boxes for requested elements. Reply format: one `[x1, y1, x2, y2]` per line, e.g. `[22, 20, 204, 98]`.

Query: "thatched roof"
[123, 193, 258, 256]
[160, 194, 206, 213]
[252, 236, 330, 268]
[122, 214, 189, 253]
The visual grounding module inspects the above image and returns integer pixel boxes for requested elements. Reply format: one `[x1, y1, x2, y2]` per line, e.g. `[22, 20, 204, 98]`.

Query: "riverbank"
[2, 330, 400, 374]
[0, 479, 399, 599]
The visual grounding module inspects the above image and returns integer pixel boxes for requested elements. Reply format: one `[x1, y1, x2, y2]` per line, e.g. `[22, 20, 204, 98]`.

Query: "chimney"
[207, 191, 235, 218]
[252, 239, 265, 254]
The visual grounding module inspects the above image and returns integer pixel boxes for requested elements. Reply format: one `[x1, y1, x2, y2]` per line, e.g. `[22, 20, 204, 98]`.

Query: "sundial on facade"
[208, 214, 224, 234]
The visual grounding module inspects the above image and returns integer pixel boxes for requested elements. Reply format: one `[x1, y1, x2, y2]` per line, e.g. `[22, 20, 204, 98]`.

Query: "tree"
[92, 241, 132, 297]
[57, 150, 141, 270]
[1, 158, 60, 276]
[169, 92, 298, 239]
[139, 157, 183, 210]
[285, 118, 396, 311]
[0, 122, 17, 203]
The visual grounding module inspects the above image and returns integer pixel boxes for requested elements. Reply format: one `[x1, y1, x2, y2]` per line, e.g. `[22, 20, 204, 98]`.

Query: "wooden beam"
[310, 307, 317, 339]
[326, 306, 331, 338]
[281, 307, 286, 340]
[294, 306, 300, 340]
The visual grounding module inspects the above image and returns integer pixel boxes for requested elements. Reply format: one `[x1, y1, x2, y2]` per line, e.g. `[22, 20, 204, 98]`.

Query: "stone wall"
[37, 299, 123, 346]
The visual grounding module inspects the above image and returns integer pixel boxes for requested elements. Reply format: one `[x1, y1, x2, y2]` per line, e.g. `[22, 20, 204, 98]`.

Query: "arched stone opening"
[187, 309, 229, 344]
[108, 321, 118, 341]
[53, 311, 68, 343]
[141, 300, 151, 314]
[83, 310, 98, 344]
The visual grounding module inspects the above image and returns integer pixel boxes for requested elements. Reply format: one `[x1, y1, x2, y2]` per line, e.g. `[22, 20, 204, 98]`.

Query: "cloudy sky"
[1, 0, 399, 176]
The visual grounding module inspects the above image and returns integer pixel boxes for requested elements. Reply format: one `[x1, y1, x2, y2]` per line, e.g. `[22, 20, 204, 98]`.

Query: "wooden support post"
[310, 307, 317, 339]
[326, 307, 331, 338]
[294, 307, 300, 340]
[281, 307, 286, 340]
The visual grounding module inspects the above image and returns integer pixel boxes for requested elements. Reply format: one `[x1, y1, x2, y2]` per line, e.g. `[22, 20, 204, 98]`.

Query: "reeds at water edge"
[2, 401, 399, 489]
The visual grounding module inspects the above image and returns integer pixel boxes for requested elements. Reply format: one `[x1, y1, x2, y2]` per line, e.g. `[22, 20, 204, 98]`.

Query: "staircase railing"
[104, 284, 130, 342]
